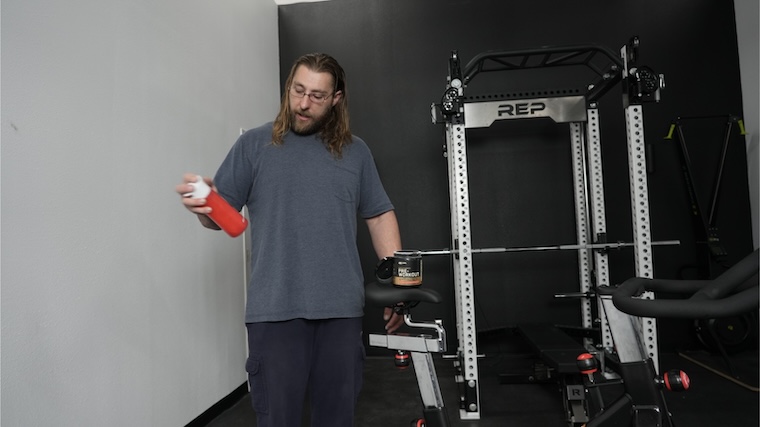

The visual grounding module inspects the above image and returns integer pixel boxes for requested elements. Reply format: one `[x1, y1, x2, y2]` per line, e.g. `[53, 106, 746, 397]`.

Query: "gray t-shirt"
[214, 122, 394, 323]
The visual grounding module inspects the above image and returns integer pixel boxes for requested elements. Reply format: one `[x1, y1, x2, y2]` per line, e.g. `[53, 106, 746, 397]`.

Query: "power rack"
[430, 37, 666, 420]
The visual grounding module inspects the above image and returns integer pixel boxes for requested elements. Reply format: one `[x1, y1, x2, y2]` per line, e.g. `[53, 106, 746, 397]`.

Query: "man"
[176, 53, 404, 426]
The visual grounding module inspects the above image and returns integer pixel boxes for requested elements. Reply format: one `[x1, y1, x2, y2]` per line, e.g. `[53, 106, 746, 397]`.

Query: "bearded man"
[176, 53, 403, 427]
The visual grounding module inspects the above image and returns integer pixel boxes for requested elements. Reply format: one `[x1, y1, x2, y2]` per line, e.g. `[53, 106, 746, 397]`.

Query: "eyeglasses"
[289, 86, 333, 104]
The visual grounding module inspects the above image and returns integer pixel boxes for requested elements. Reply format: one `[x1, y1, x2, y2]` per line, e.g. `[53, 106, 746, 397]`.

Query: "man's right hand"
[176, 173, 220, 229]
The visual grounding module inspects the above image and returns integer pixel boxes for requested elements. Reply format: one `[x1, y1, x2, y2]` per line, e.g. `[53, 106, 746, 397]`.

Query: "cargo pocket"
[246, 356, 268, 414]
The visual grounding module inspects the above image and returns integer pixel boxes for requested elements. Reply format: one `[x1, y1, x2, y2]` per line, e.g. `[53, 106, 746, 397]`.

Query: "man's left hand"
[383, 307, 404, 333]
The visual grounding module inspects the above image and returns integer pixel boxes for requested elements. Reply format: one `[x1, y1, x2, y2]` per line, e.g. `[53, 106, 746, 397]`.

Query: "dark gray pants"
[245, 318, 365, 427]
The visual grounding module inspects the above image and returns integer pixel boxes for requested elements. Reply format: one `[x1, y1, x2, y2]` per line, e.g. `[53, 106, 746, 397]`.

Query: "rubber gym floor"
[204, 343, 759, 426]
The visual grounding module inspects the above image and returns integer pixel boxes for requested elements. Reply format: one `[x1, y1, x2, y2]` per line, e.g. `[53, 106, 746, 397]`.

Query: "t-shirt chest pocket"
[331, 166, 359, 203]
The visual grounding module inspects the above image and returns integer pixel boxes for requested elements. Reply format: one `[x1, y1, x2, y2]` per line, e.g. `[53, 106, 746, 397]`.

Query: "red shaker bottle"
[186, 175, 248, 237]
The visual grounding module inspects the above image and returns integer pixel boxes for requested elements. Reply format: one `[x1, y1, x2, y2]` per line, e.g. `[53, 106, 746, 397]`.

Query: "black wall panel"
[277, 0, 754, 353]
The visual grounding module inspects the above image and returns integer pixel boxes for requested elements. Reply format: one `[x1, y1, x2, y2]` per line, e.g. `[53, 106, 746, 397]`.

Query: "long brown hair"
[272, 53, 351, 158]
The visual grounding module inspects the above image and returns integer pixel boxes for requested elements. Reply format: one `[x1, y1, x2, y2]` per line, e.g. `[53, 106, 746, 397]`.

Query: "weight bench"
[518, 324, 588, 375]
[516, 323, 593, 425]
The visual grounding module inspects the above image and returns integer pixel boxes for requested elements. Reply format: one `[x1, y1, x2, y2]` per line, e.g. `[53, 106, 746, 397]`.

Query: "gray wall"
[1, 1, 279, 425]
